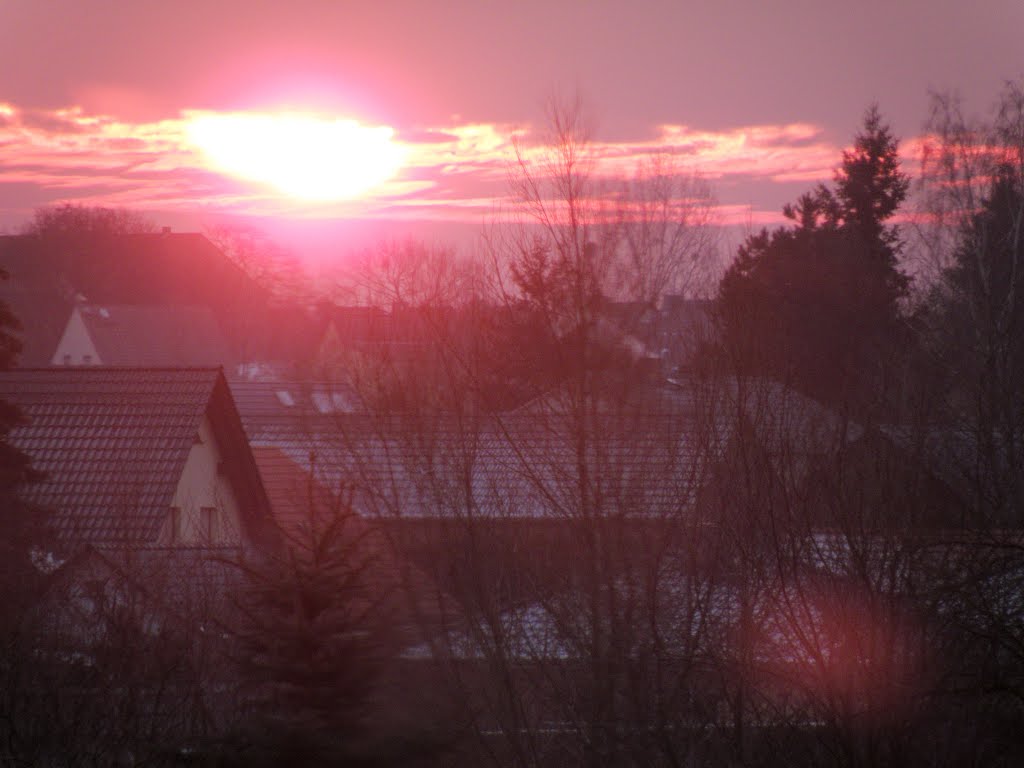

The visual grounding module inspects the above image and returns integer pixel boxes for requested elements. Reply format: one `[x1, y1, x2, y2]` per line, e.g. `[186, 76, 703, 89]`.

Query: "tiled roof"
[252, 445, 347, 535]
[237, 381, 729, 522]
[235, 376, 865, 529]
[251, 445, 447, 638]
[0, 368, 221, 544]
[76, 304, 231, 367]
[346, 411, 721, 521]
[0, 232, 267, 310]
[229, 379, 361, 438]
[0, 287, 72, 367]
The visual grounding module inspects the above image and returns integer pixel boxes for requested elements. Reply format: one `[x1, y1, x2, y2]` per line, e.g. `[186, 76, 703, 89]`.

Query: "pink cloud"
[0, 101, 875, 229]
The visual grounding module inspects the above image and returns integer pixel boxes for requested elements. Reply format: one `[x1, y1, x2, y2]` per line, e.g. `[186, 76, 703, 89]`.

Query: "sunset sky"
[0, 0, 1020, 260]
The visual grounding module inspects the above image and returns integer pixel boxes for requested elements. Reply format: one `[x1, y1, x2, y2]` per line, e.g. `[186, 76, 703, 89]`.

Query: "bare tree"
[616, 155, 719, 304]
[314, 97, 728, 767]
[913, 80, 1024, 762]
[917, 81, 1024, 520]
[0, 545, 239, 766]
[205, 223, 312, 304]
[339, 239, 479, 310]
[23, 203, 155, 240]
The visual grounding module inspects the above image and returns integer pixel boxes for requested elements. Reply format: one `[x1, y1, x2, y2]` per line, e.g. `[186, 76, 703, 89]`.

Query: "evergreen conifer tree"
[225, 499, 391, 766]
[718, 107, 910, 409]
[0, 270, 44, 605]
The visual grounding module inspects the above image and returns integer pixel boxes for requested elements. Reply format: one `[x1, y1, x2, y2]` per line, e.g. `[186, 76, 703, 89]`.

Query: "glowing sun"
[187, 112, 405, 200]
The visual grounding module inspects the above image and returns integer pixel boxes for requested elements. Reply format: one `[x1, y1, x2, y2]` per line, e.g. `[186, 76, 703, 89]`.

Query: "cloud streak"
[0, 102, 909, 227]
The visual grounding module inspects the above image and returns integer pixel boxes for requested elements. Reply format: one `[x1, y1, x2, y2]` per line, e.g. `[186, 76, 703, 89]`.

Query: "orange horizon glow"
[186, 112, 406, 201]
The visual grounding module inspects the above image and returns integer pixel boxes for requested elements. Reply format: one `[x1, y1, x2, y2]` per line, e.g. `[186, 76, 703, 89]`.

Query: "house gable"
[0, 368, 271, 549]
[158, 413, 245, 546]
[51, 306, 101, 366]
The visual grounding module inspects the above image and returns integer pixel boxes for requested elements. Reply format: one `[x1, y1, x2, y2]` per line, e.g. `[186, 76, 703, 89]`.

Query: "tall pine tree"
[718, 106, 910, 410]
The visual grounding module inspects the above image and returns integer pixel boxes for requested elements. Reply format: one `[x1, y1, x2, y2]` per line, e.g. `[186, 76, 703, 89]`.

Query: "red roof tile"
[76, 304, 231, 367]
[0, 368, 220, 543]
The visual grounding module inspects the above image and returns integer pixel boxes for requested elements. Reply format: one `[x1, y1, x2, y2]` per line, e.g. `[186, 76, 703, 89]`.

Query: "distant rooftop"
[0, 231, 268, 315]
[72, 304, 232, 367]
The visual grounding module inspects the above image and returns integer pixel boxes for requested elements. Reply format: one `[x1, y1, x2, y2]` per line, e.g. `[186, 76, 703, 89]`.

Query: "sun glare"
[186, 112, 405, 201]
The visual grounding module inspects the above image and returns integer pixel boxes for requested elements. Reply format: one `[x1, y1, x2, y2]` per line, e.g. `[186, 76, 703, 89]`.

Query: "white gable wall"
[159, 414, 245, 546]
[51, 307, 102, 366]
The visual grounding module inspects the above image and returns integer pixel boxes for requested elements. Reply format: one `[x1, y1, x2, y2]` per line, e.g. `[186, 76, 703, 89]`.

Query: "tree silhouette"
[223, 491, 394, 766]
[24, 203, 155, 241]
[0, 270, 44, 605]
[920, 80, 1024, 523]
[718, 106, 910, 411]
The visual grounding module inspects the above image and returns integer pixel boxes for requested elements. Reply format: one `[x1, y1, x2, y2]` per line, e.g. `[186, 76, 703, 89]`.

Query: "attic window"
[275, 390, 295, 407]
[82, 354, 92, 365]
[62, 354, 71, 366]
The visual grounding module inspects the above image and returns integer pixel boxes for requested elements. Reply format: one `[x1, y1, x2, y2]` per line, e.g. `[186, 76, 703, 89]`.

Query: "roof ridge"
[8, 366, 224, 372]
[78, 303, 217, 309]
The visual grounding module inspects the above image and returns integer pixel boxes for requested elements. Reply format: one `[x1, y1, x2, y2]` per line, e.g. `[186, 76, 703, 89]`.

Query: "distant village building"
[657, 295, 716, 373]
[0, 231, 269, 366]
[51, 304, 232, 368]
